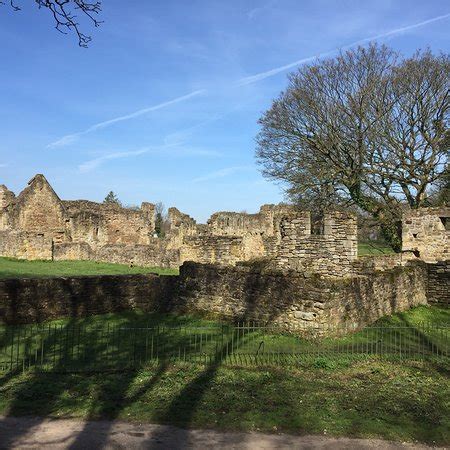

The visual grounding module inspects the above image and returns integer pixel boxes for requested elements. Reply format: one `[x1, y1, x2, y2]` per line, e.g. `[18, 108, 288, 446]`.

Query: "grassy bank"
[0, 306, 448, 444]
[0, 257, 178, 279]
[0, 306, 448, 371]
[0, 359, 448, 444]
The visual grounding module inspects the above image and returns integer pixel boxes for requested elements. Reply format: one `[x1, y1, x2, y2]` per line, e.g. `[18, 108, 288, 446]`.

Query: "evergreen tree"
[104, 191, 121, 206]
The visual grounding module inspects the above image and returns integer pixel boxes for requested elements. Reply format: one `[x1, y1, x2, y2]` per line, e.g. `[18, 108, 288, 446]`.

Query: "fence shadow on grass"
[0, 307, 448, 447]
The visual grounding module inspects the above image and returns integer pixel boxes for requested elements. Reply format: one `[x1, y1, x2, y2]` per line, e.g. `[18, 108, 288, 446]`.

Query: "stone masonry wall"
[170, 261, 428, 331]
[276, 211, 358, 277]
[426, 261, 450, 307]
[0, 231, 53, 260]
[1, 175, 448, 278]
[0, 274, 177, 324]
[0, 175, 298, 268]
[402, 207, 449, 262]
[0, 261, 429, 328]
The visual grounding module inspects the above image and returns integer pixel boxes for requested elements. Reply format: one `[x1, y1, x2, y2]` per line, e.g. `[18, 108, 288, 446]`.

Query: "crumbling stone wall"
[64, 200, 155, 248]
[0, 231, 53, 260]
[0, 177, 300, 268]
[275, 211, 358, 277]
[1, 175, 448, 278]
[0, 261, 429, 330]
[165, 204, 296, 266]
[0, 273, 177, 324]
[0, 175, 158, 263]
[426, 261, 450, 307]
[171, 261, 427, 331]
[402, 207, 449, 262]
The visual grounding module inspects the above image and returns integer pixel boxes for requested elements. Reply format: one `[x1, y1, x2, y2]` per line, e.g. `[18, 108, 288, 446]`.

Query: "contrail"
[78, 148, 149, 173]
[49, 13, 450, 147]
[237, 13, 450, 85]
[48, 89, 207, 148]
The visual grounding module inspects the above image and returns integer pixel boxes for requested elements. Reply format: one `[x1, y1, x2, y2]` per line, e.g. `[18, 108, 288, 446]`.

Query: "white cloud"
[79, 149, 149, 173]
[48, 89, 207, 148]
[236, 13, 450, 85]
[193, 165, 254, 183]
[247, 0, 277, 20]
[49, 13, 450, 148]
[78, 145, 222, 173]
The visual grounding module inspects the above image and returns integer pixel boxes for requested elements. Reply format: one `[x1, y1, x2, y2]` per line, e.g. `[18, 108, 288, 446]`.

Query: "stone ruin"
[0, 174, 448, 329]
[0, 175, 449, 278]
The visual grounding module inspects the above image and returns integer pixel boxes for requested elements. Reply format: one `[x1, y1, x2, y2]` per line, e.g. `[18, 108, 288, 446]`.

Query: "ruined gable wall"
[7, 175, 68, 242]
[402, 207, 449, 262]
[0, 175, 157, 262]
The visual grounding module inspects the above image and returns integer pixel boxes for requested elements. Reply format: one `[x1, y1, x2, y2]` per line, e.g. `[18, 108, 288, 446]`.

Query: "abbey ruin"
[0, 174, 360, 273]
[0, 174, 448, 329]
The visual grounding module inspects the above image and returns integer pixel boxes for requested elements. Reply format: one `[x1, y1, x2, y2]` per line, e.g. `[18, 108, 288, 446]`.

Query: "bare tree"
[256, 44, 449, 251]
[154, 202, 170, 238]
[1, 0, 102, 47]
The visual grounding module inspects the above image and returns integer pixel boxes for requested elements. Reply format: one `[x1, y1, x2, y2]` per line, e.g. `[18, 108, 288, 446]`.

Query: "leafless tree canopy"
[1, 0, 102, 47]
[256, 44, 449, 250]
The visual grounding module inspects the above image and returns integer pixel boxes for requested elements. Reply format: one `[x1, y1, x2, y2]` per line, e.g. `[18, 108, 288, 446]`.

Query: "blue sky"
[0, 0, 449, 222]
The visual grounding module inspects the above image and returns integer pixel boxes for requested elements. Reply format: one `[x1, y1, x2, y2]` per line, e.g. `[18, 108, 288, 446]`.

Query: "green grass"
[358, 241, 395, 256]
[0, 306, 448, 371]
[0, 257, 178, 279]
[0, 306, 448, 444]
[0, 360, 448, 444]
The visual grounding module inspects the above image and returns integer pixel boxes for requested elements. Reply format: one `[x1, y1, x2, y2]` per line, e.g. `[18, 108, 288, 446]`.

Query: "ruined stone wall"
[0, 185, 15, 219]
[352, 254, 403, 274]
[0, 175, 157, 262]
[1, 174, 447, 276]
[426, 262, 450, 307]
[160, 260, 428, 331]
[0, 260, 429, 328]
[275, 211, 358, 277]
[3, 175, 68, 246]
[0, 273, 177, 324]
[0, 231, 53, 260]
[165, 204, 296, 266]
[179, 235, 244, 265]
[53, 241, 180, 268]
[402, 207, 449, 262]
[64, 200, 155, 248]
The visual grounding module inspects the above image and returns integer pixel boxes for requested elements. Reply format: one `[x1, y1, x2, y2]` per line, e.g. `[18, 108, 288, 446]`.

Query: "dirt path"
[0, 416, 440, 449]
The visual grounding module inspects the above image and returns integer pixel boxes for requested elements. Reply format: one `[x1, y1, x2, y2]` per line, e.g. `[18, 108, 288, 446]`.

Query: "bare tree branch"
[1, 0, 103, 47]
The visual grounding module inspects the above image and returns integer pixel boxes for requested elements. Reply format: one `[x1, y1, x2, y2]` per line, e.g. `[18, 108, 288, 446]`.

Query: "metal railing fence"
[0, 321, 448, 372]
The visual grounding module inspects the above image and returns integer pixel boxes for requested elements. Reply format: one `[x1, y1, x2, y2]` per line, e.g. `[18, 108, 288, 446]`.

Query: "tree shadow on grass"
[0, 313, 160, 448]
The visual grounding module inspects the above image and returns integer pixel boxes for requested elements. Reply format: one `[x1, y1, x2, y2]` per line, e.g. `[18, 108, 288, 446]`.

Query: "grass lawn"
[0, 306, 448, 371]
[358, 241, 395, 256]
[0, 257, 178, 279]
[0, 307, 448, 444]
[0, 359, 448, 444]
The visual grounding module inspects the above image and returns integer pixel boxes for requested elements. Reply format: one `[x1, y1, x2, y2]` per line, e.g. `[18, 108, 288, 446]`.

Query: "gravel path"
[0, 416, 441, 449]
